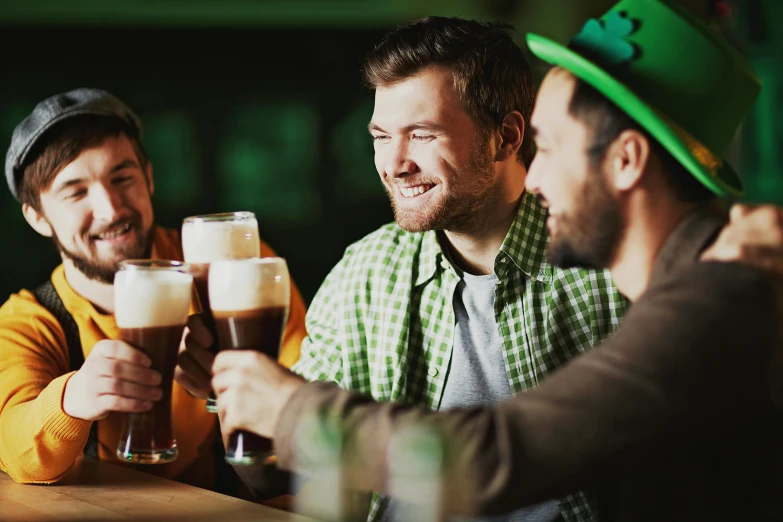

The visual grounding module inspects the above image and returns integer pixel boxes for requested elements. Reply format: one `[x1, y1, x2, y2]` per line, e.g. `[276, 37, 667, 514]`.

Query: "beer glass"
[114, 260, 193, 464]
[181, 211, 260, 413]
[209, 257, 290, 465]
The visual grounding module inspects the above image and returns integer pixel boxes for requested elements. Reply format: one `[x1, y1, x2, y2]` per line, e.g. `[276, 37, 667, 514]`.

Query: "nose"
[89, 184, 123, 224]
[382, 138, 418, 180]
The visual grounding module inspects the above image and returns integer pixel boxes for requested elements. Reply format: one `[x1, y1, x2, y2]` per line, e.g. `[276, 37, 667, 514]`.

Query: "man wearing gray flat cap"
[0, 88, 306, 495]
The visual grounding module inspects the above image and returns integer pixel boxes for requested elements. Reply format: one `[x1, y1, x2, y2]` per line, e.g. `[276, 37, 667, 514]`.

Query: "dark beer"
[118, 324, 184, 453]
[214, 306, 287, 457]
[214, 306, 287, 356]
[114, 260, 193, 464]
[209, 257, 290, 465]
[191, 263, 213, 327]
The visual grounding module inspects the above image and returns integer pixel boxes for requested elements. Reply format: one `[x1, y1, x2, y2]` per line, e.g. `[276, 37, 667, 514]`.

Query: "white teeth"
[399, 185, 432, 198]
[97, 223, 131, 240]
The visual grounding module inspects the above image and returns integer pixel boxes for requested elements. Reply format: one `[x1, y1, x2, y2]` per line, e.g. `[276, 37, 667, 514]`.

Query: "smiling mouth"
[92, 223, 132, 241]
[398, 184, 435, 199]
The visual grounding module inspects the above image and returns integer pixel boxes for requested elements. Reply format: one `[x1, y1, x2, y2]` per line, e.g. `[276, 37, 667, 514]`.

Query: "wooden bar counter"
[0, 459, 319, 522]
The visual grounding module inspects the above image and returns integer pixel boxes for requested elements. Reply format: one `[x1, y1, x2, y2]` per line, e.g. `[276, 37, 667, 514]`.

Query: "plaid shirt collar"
[414, 191, 552, 287]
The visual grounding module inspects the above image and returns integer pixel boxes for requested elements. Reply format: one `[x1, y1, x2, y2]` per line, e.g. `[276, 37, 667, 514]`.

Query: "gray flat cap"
[4, 88, 142, 202]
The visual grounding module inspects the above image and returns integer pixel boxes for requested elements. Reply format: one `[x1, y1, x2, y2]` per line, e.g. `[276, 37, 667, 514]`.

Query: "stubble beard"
[388, 141, 497, 234]
[52, 217, 156, 285]
[545, 166, 622, 270]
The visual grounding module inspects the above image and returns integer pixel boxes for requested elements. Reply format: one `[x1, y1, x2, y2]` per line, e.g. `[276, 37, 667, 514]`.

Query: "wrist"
[41, 373, 93, 439]
[61, 371, 79, 418]
[272, 375, 306, 435]
[62, 371, 92, 421]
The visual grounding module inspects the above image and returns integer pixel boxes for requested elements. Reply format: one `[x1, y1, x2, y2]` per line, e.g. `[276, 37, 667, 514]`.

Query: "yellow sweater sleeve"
[0, 292, 93, 483]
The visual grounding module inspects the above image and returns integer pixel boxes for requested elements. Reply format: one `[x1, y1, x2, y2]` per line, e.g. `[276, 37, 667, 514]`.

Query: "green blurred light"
[0, 0, 487, 27]
[331, 99, 383, 198]
[218, 102, 321, 223]
[143, 112, 201, 208]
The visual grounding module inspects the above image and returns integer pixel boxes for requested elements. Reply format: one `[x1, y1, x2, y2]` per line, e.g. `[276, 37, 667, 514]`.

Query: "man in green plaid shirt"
[290, 17, 626, 522]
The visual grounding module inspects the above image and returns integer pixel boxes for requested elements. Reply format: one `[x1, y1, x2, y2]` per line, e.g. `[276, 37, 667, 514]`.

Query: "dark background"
[1, 0, 780, 304]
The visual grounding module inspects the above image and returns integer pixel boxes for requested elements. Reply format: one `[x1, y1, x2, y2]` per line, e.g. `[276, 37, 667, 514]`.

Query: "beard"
[386, 138, 497, 233]
[545, 166, 622, 270]
[52, 216, 155, 285]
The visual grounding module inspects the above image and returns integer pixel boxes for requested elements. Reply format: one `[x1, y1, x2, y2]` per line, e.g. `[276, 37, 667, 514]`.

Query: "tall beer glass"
[181, 211, 260, 413]
[114, 260, 193, 464]
[209, 257, 290, 465]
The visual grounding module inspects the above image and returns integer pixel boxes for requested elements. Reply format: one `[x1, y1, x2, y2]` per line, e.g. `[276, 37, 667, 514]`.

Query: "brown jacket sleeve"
[274, 262, 777, 516]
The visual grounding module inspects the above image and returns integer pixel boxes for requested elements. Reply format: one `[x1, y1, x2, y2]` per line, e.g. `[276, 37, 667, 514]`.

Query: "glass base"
[225, 451, 275, 466]
[225, 431, 273, 466]
[117, 444, 178, 464]
[225, 453, 260, 466]
[206, 397, 218, 413]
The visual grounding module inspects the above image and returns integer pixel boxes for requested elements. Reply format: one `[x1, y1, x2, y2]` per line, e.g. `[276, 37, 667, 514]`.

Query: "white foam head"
[114, 267, 193, 328]
[181, 213, 260, 264]
[209, 258, 290, 312]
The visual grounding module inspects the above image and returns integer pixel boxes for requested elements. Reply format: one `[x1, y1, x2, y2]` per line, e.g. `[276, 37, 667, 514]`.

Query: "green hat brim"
[527, 33, 742, 200]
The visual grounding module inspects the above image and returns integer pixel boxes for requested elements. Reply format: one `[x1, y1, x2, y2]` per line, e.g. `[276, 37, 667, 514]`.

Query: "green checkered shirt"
[293, 191, 627, 522]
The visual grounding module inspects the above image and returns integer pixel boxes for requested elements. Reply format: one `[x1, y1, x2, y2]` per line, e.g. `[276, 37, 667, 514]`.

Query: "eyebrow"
[110, 159, 140, 173]
[367, 121, 448, 134]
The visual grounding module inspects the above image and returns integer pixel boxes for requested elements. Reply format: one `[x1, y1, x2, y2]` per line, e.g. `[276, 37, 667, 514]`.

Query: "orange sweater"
[0, 227, 307, 486]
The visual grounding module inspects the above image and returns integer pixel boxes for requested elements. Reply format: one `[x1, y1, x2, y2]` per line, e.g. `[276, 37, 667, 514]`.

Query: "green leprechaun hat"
[526, 0, 761, 199]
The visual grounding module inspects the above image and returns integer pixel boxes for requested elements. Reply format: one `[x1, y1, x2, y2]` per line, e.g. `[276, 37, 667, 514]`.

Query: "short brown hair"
[567, 73, 714, 203]
[18, 114, 149, 210]
[363, 16, 536, 166]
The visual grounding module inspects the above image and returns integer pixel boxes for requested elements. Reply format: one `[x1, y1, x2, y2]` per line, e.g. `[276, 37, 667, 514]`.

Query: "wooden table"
[0, 459, 319, 522]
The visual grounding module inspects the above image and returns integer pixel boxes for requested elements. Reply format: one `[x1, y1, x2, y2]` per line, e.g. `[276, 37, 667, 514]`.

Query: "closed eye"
[67, 189, 87, 200]
[412, 134, 435, 142]
[112, 175, 135, 185]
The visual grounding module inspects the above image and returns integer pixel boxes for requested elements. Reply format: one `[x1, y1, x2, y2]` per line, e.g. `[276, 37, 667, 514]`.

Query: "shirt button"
[428, 367, 439, 377]
[440, 260, 450, 270]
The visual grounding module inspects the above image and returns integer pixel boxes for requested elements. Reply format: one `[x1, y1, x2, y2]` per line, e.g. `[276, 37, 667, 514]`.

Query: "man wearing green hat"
[209, 0, 781, 520]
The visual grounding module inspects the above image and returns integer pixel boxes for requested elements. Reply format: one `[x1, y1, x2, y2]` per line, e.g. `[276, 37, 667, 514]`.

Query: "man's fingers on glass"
[97, 394, 154, 414]
[95, 376, 162, 401]
[215, 388, 241, 430]
[176, 351, 212, 387]
[187, 313, 214, 346]
[211, 371, 230, 395]
[212, 350, 256, 374]
[174, 369, 209, 399]
[96, 340, 152, 367]
[183, 335, 215, 370]
[93, 357, 161, 385]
